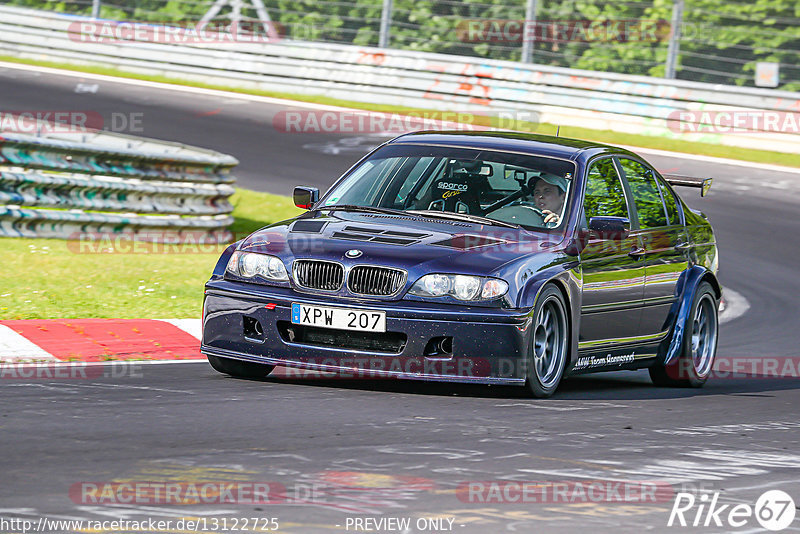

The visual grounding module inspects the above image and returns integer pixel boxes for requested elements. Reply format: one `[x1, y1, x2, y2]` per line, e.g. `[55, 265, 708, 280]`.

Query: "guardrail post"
[520, 0, 538, 63]
[91, 0, 101, 19]
[378, 0, 392, 48]
[665, 0, 684, 79]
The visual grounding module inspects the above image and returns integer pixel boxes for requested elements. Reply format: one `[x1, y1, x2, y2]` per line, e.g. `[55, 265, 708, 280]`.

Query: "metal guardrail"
[0, 126, 237, 242]
[0, 5, 798, 155]
[12, 0, 800, 90]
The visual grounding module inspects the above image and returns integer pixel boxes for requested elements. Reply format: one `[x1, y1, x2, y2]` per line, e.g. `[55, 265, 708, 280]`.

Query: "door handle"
[628, 246, 646, 258]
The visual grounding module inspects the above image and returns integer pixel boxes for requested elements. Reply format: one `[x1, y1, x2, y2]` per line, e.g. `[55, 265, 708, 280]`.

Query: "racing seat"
[428, 161, 489, 214]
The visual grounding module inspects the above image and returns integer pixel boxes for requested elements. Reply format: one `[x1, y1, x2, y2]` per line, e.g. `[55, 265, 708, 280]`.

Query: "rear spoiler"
[662, 174, 713, 197]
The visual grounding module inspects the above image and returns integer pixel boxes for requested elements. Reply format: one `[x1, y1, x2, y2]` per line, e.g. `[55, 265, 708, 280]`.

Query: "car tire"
[649, 281, 718, 388]
[525, 285, 569, 398]
[207, 355, 275, 379]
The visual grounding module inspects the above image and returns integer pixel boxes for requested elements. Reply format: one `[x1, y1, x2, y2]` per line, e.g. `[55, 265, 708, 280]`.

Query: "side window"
[657, 177, 682, 226]
[619, 158, 668, 229]
[584, 158, 629, 220]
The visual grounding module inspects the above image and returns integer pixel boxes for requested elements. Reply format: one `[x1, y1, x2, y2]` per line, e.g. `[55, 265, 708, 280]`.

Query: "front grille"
[348, 266, 406, 296]
[278, 322, 407, 353]
[293, 260, 344, 291]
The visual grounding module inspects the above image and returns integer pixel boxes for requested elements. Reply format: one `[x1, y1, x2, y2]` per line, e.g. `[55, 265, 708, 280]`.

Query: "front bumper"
[201, 281, 532, 385]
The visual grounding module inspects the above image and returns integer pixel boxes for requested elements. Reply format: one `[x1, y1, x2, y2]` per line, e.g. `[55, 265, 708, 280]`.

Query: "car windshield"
[319, 144, 577, 233]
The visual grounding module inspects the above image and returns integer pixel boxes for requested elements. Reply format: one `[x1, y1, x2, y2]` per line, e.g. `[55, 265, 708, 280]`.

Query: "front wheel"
[525, 285, 569, 398]
[207, 355, 275, 379]
[650, 281, 718, 387]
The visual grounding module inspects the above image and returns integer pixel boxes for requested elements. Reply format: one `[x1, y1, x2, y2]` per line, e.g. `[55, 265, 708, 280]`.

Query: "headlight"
[453, 275, 481, 300]
[420, 274, 452, 297]
[409, 274, 508, 301]
[241, 252, 263, 277]
[226, 251, 288, 282]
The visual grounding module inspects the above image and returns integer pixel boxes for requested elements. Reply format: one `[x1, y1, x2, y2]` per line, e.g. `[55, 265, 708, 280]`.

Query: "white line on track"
[723, 478, 800, 493]
[76, 382, 196, 394]
[719, 286, 750, 324]
[2, 60, 799, 175]
[0, 60, 371, 112]
[618, 144, 800, 175]
[76, 503, 239, 518]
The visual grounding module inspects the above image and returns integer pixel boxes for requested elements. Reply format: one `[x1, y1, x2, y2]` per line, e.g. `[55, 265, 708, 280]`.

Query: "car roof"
[387, 130, 637, 162]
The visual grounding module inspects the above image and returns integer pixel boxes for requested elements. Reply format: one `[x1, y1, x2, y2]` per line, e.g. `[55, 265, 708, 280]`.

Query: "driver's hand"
[542, 209, 560, 224]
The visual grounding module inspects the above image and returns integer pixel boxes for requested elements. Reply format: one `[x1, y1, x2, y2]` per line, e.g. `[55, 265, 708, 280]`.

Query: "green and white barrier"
[0, 128, 237, 242]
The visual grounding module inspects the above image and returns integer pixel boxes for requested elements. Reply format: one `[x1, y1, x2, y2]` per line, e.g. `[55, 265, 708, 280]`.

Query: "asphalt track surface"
[1, 64, 799, 533]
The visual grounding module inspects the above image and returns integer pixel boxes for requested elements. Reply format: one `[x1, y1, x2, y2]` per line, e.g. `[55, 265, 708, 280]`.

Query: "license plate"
[291, 303, 386, 332]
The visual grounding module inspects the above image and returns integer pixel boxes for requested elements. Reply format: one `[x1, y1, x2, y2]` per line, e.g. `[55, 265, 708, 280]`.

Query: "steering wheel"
[484, 203, 542, 216]
[484, 203, 545, 226]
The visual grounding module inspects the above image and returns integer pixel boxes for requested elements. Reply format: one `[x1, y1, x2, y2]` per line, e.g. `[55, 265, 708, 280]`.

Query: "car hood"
[237, 211, 568, 299]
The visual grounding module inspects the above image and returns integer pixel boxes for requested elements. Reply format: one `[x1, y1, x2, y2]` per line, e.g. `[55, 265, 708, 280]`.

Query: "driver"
[532, 174, 568, 225]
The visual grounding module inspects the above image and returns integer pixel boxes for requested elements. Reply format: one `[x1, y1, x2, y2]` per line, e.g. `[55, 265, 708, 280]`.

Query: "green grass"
[228, 187, 302, 237]
[0, 188, 302, 320]
[2, 54, 799, 168]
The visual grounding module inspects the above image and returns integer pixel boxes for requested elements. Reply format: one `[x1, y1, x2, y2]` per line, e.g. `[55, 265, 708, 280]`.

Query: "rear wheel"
[207, 355, 275, 379]
[650, 281, 718, 387]
[525, 285, 569, 398]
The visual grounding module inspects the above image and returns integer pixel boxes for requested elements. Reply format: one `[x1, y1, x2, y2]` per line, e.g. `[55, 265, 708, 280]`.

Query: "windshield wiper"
[408, 210, 520, 229]
[320, 204, 411, 217]
[321, 204, 520, 229]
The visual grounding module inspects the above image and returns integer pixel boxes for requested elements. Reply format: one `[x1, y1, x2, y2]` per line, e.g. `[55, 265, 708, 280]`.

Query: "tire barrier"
[0, 128, 237, 242]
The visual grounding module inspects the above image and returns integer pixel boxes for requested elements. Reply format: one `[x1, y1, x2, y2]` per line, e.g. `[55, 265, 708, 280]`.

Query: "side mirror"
[564, 227, 589, 256]
[293, 186, 319, 210]
[588, 216, 630, 240]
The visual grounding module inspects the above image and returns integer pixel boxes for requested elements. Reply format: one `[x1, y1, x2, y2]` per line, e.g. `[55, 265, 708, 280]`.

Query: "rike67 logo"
[669, 489, 796, 531]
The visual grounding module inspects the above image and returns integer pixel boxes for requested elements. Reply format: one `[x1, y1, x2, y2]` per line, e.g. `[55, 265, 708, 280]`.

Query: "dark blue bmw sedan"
[201, 131, 720, 397]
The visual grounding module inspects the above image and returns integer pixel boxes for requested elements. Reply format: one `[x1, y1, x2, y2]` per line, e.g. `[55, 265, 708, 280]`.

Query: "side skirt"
[567, 341, 662, 375]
